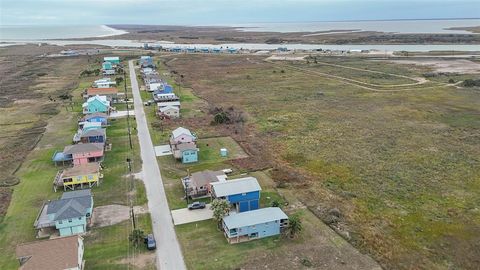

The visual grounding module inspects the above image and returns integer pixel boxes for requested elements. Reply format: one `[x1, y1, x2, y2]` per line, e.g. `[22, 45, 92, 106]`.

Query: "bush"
[462, 79, 480, 87]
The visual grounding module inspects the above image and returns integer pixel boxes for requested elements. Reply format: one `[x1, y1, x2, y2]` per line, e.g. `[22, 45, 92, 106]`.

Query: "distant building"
[222, 207, 288, 244]
[103, 69, 115, 76]
[16, 235, 85, 270]
[85, 87, 118, 102]
[57, 143, 104, 166]
[211, 177, 261, 212]
[139, 56, 155, 68]
[170, 127, 196, 145]
[102, 61, 113, 70]
[103, 56, 120, 65]
[79, 112, 108, 126]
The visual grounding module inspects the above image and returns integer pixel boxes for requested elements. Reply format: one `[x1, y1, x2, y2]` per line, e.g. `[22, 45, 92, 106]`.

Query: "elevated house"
[158, 101, 180, 110]
[141, 67, 155, 75]
[82, 95, 111, 114]
[170, 127, 197, 145]
[34, 190, 93, 237]
[16, 236, 84, 270]
[222, 207, 288, 244]
[103, 56, 120, 65]
[73, 128, 106, 144]
[158, 105, 180, 119]
[211, 177, 261, 212]
[79, 112, 108, 126]
[94, 80, 116, 88]
[53, 162, 102, 192]
[172, 142, 198, 164]
[182, 170, 227, 198]
[53, 143, 104, 166]
[85, 87, 119, 102]
[102, 69, 115, 76]
[148, 82, 163, 92]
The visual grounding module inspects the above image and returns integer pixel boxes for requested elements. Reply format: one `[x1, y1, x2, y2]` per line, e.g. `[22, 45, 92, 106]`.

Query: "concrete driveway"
[171, 204, 213, 225]
[154, 145, 172, 156]
[109, 110, 135, 118]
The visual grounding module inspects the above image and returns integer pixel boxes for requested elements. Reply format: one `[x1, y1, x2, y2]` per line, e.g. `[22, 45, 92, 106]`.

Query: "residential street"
[128, 60, 186, 270]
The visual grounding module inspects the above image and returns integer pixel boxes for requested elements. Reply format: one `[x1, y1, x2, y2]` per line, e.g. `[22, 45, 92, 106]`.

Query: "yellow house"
[53, 162, 102, 192]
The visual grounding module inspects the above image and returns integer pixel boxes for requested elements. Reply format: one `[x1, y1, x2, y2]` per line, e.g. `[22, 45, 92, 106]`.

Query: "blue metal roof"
[52, 151, 72, 162]
[223, 207, 288, 229]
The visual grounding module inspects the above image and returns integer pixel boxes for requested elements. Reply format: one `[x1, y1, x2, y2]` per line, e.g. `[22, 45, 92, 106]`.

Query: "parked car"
[188, 201, 206, 210]
[144, 234, 156, 250]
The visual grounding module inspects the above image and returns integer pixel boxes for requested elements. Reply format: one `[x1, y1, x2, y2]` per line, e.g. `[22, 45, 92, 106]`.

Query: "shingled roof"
[47, 190, 92, 221]
[63, 143, 104, 155]
[16, 236, 82, 270]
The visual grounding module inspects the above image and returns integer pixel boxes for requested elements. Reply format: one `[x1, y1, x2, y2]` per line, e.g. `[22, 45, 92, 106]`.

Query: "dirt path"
[261, 59, 445, 93]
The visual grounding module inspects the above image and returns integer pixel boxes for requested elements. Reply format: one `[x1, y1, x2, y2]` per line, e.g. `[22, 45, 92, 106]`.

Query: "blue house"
[211, 177, 261, 212]
[104, 56, 120, 65]
[139, 56, 155, 68]
[78, 128, 106, 144]
[228, 48, 237, 53]
[80, 112, 108, 126]
[222, 207, 288, 244]
[34, 190, 93, 237]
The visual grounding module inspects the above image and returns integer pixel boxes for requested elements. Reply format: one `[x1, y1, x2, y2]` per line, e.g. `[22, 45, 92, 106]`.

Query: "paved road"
[128, 60, 187, 270]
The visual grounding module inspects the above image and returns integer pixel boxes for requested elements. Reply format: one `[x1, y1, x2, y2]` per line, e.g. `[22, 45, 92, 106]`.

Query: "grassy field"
[134, 59, 381, 269]
[0, 55, 152, 269]
[163, 54, 480, 270]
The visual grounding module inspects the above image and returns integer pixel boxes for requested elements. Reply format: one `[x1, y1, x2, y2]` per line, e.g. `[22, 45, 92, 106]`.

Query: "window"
[78, 217, 82, 220]
[242, 193, 246, 196]
[68, 219, 72, 223]
[59, 220, 63, 224]
[88, 175, 93, 180]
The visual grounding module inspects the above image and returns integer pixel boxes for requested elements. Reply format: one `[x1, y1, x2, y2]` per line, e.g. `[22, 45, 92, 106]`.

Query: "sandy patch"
[91, 204, 149, 228]
[118, 252, 156, 269]
[391, 59, 480, 74]
[266, 55, 306, 61]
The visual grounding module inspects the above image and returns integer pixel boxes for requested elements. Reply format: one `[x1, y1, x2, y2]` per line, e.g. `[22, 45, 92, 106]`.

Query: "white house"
[158, 105, 180, 118]
[149, 82, 163, 92]
[94, 78, 116, 88]
[157, 101, 180, 108]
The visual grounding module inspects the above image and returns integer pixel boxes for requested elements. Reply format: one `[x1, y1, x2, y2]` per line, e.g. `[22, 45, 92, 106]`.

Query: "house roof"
[16, 236, 82, 270]
[172, 127, 193, 139]
[223, 207, 288, 229]
[47, 190, 92, 221]
[104, 56, 119, 61]
[158, 101, 180, 107]
[63, 143, 104, 155]
[82, 95, 110, 108]
[80, 128, 106, 138]
[190, 170, 226, 188]
[80, 112, 108, 121]
[211, 177, 261, 197]
[87, 87, 118, 96]
[176, 142, 198, 151]
[61, 162, 100, 177]
[159, 105, 179, 112]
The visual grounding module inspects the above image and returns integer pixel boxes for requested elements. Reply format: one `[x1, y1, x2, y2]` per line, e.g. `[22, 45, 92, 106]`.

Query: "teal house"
[35, 190, 93, 237]
[102, 61, 113, 70]
[104, 56, 120, 65]
[82, 95, 110, 114]
[174, 143, 198, 163]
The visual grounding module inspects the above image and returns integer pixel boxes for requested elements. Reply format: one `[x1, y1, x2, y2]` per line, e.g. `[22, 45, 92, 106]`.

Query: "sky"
[1, 0, 479, 25]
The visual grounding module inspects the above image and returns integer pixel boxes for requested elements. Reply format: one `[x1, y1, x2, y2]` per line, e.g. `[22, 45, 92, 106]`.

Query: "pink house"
[63, 143, 104, 165]
[170, 127, 197, 145]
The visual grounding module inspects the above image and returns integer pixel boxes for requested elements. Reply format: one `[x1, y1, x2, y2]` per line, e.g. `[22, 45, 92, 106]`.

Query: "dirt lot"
[391, 59, 480, 74]
[91, 204, 149, 228]
[162, 54, 480, 270]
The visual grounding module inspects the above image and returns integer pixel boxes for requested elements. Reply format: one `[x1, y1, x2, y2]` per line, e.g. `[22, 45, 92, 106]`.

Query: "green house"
[102, 61, 113, 70]
[82, 95, 110, 114]
[104, 56, 120, 65]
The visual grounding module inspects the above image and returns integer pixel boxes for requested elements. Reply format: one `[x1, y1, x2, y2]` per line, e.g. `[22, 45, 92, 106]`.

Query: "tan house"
[16, 235, 84, 270]
[182, 170, 227, 197]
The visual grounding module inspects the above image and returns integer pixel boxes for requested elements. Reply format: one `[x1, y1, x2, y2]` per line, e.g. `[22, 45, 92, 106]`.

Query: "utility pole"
[124, 68, 133, 150]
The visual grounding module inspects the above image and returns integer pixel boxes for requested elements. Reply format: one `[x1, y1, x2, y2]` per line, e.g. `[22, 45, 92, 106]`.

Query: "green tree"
[284, 214, 302, 239]
[129, 229, 145, 248]
[211, 199, 230, 229]
[115, 76, 124, 85]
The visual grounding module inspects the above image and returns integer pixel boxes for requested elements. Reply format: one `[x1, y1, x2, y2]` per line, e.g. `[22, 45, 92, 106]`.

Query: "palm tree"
[211, 199, 230, 230]
[285, 214, 302, 239]
[129, 229, 145, 248]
